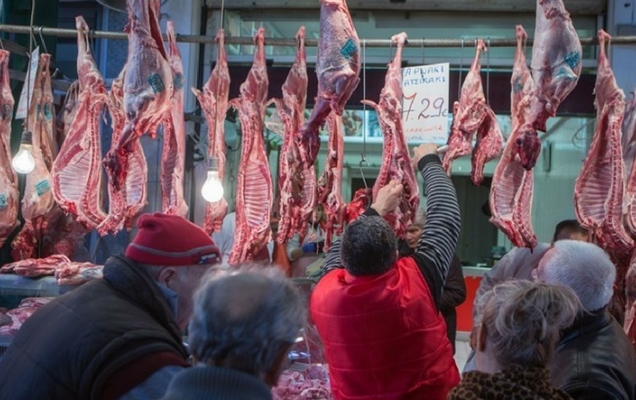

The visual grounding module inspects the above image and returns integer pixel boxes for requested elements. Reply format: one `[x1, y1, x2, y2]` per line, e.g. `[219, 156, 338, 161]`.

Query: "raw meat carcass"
[490, 26, 540, 249]
[55, 80, 80, 149]
[519, 0, 582, 170]
[38, 54, 57, 171]
[362, 32, 419, 238]
[12, 54, 62, 260]
[344, 187, 371, 224]
[0, 254, 71, 277]
[227, 29, 273, 265]
[273, 27, 312, 246]
[272, 365, 333, 400]
[576, 30, 633, 258]
[471, 108, 503, 186]
[443, 40, 488, 173]
[316, 113, 345, 250]
[160, 20, 188, 217]
[529, 0, 582, 132]
[103, 0, 172, 193]
[52, 16, 108, 230]
[192, 29, 230, 234]
[97, 73, 148, 235]
[622, 90, 636, 176]
[297, 0, 360, 168]
[0, 50, 19, 248]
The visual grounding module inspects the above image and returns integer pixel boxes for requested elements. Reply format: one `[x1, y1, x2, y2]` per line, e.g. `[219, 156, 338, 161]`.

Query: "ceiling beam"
[206, 0, 606, 15]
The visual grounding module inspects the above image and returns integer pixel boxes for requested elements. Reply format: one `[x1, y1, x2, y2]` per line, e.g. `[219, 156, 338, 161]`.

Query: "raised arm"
[411, 144, 461, 309]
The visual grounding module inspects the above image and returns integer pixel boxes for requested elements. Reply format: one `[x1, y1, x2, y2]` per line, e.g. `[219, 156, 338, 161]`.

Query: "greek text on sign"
[15, 47, 40, 120]
[401, 63, 450, 143]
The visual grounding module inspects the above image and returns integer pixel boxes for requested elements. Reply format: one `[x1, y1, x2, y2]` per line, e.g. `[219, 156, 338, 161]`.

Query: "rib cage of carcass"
[228, 28, 274, 265]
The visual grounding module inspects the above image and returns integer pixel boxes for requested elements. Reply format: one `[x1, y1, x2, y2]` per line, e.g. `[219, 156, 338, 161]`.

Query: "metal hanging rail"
[2, 23, 636, 47]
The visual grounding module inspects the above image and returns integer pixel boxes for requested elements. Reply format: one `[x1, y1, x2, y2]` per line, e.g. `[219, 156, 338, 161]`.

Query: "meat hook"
[359, 156, 370, 189]
[38, 26, 48, 55]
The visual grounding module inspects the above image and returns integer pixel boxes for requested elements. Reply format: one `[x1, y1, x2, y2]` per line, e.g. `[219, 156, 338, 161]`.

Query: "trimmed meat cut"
[0, 254, 71, 277]
[0, 50, 19, 248]
[489, 25, 537, 249]
[52, 16, 108, 230]
[273, 27, 311, 246]
[362, 32, 419, 238]
[103, 0, 172, 194]
[471, 107, 503, 186]
[161, 20, 188, 217]
[192, 29, 230, 234]
[297, 0, 360, 169]
[228, 29, 273, 265]
[443, 40, 488, 173]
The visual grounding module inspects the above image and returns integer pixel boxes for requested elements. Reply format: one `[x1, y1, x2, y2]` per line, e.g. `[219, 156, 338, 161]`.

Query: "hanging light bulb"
[12, 130, 35, 174]
[201, 157, 224, 203]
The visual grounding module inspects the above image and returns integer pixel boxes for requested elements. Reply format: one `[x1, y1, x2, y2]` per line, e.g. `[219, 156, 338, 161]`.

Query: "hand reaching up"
[371, 179, 403, 217]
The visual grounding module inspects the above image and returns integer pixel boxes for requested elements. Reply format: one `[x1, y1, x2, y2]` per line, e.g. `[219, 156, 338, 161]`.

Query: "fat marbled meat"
[52, 16, 108, 231]
[443, 40, 488, 173]
[103, 0, 171, 200]
[273, 27, 313, 246]
[192, 29, 230, 234]
[161, 20, 188, 218]
[228, 28, 273, 264]
[362, 32, 419, 238]
[0, 50, 19, 248]
[297, 0, 360, 168]
[489, 26, 537, 249]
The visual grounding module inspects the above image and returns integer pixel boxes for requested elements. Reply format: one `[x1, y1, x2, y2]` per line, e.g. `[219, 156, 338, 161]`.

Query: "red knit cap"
[125, 213, 221, 266]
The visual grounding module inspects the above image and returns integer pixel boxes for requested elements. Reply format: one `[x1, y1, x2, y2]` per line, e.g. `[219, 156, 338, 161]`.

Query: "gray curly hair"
[188, 264, 306, 375]
[475, 280, 580, 368]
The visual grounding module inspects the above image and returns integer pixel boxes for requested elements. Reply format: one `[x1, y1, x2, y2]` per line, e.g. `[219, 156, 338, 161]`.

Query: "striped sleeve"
[412, 154, 461, 309]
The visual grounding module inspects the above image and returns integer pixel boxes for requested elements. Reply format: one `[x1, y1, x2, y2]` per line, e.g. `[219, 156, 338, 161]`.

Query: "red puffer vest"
[311, 256, 459, 400]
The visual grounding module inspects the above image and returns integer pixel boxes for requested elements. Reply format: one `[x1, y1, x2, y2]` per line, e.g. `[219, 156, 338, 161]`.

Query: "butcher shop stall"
[1, 0, 636, 394]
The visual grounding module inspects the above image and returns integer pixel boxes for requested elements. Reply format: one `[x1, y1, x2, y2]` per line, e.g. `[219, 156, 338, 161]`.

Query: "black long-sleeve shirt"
[320, 154, 461, 309]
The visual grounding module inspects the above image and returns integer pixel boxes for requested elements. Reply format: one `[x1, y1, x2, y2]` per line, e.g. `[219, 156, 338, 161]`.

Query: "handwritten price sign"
[401, 63, 450, 143]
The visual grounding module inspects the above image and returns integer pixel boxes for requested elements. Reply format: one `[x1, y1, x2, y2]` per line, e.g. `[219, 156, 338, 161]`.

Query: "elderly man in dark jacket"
[0, 213, 222, 400]
[399, 211, 466, 353]
[533, 240, 636, 400]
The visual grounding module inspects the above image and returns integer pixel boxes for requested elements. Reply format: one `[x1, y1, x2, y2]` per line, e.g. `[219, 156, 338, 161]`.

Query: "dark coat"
[0, 256, 189, 400]
[551, 309, 636, 400]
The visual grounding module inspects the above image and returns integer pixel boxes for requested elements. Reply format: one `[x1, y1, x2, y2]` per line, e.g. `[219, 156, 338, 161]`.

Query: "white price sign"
[401, 63, 450, 143]
[15, 46, 40, 120]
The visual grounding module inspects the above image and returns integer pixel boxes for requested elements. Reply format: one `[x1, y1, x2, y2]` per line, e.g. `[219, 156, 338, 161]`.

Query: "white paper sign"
[401, 63, 450, 143]
[15, 46, 40, 120]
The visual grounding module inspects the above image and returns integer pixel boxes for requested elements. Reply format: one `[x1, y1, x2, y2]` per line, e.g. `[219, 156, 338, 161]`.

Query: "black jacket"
[551, 309, 636, 400]
[398, 242, 467, 352]
[0, 256, 189, 400]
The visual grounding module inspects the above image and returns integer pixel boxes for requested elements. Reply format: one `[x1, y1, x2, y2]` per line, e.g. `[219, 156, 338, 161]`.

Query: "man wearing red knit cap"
[0, 213, 221, 400]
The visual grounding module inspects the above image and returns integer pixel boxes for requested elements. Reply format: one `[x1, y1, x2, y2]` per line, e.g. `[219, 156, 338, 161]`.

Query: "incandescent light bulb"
[12, 144, 35, 174]
[201, 170, 224, 203]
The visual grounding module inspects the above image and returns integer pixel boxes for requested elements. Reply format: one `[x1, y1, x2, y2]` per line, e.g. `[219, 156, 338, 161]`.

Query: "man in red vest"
[311, 143, 461, 400]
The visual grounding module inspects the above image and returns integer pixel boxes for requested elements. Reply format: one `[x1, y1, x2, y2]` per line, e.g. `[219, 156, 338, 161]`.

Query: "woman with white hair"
[448, 280, 580, 400]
